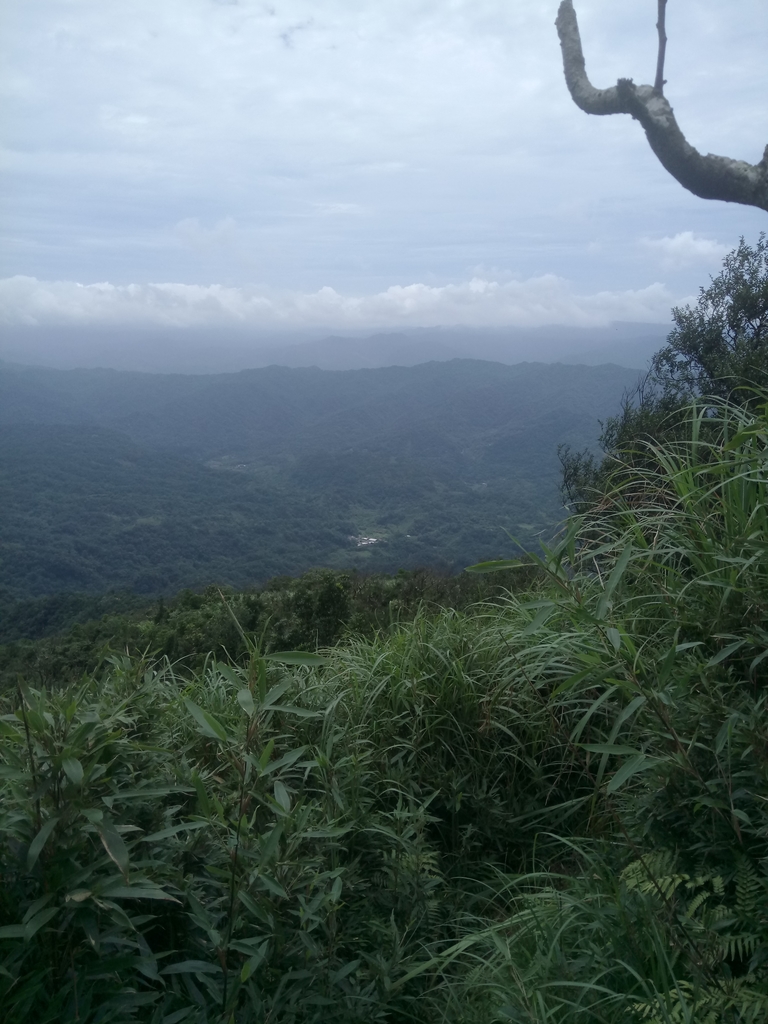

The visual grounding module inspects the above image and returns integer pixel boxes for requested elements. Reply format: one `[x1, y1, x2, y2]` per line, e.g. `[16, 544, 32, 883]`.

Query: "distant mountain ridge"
[0, 321, 668, 374]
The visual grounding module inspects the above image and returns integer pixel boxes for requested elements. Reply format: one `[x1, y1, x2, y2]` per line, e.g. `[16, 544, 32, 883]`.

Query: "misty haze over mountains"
[1, 357, 641, 606]
[0, 321, 668, 374]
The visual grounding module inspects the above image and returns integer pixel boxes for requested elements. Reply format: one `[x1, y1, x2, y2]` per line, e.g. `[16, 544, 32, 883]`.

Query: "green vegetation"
[3, 243, 767, 1021]
[562, 233, 768, 508]
[0, 566, 535, 683]
[2, 390, 767, 1022]
[0, 359, 639, 603]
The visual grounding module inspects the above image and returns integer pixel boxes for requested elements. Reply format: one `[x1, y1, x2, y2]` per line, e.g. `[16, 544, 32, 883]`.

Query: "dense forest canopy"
[0, 359, 639, 610]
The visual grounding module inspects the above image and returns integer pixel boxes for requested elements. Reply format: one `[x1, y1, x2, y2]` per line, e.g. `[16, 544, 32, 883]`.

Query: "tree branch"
[654, 0, 667, 95]
[555, 0, 768, 214]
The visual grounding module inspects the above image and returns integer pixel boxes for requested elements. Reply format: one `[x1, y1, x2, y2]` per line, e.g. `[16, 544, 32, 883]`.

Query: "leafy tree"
[653, 233, 768, 405]
[561, 234, 768, 507]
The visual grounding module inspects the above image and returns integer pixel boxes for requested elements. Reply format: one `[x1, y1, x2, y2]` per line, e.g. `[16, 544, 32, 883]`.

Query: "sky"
[1, 0, 766, 343]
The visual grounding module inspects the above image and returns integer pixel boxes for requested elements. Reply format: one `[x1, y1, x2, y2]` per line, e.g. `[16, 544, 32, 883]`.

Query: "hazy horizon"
[0, 319, 670, 374]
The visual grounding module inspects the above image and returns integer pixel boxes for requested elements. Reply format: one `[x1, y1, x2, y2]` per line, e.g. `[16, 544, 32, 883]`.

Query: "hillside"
[0, 358, 640, 604]
[3, 394, 766, 1024]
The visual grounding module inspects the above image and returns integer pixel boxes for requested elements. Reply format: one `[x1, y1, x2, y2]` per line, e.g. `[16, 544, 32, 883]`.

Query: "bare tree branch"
[555, 0, 768, 213]
[654, 0, 667, 95]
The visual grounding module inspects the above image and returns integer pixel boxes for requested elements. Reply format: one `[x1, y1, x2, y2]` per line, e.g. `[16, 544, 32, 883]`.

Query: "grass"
[1, 395, 767, 1023]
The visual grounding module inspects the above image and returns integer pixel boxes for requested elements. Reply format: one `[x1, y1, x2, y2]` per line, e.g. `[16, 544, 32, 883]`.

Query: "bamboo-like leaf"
[237, 688, 255, 716]
[191, 772, 211, 817]
[240, 942, 269, 981]
[596, 544, 633, 620]
[521, 605, 555, 636]
[273, 780, 291, 811]
[331, 959, 361, 983]
[606, 627, 622, 652]
[707, 639, 746, 666]
[27, 816, 59, 871]
[98, 818, 130, 878]
[260, 746, 308, 777]
[161, 960, 222, 975]
[61, 756, 84, 786]
[267, 705, 320, 719]
[465, 559, 522, 573]
[256, 872, 288, 899]
[261, 681, 291, 707]
[582, 744, 642, 755]
[607, 753, 658, 794]
[102, 885, 180, 902]
[264, 650, 328, 666]
[23, 906, 59, 940]
[141, 821, 209, 843]
[184, 698, 228, 742]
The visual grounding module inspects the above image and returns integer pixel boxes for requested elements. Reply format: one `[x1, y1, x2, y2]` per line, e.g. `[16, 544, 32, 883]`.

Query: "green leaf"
[331, 959, 361, 983]
[240, 942, 269, 982]
[260, 681, 290, 708]
[98, 818, 130, 878]
[0, 925, 24, 939]
[161, 960, 222, 975]
[464, 559, 522, 573]
[61, 756, 84, 786]
[606, 627, 622, 652]
[707, 640, 746, 666]
[264, 650, 328, 666]
[596, 544, 633, 620]
[184, 699, 228, 742]
[260, 746, 308, 777]
[27, 816, 59, 871]
[237, 688, 255, 716]
[141, 821, 209, 843]
[102, 885, 180, 902]
[521, 605, 555, 636]
[256, 873, 288, 899]
[267, 705, 320, 719]
[273, 780, 291, 812]
[24, 906, 59, 940]
[581, 744, 642, 755]
[607, 754, 657, 794]
[191, 772, 211, 817]
[22, 895, 54, 923]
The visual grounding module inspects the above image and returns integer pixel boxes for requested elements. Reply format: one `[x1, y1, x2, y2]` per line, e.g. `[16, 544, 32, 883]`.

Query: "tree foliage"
[654, 233, 768, 404]
[561, 234, 768, 509]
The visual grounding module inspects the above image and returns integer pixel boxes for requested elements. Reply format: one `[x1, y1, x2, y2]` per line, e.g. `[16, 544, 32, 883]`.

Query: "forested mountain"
[0, 358, 640, 604]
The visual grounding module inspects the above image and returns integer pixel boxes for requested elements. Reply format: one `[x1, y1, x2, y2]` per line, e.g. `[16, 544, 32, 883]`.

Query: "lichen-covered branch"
[555, 0, 768, 213]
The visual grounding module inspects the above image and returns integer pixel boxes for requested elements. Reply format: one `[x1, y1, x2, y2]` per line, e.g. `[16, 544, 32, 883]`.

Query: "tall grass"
[1, 396, 767, 1022]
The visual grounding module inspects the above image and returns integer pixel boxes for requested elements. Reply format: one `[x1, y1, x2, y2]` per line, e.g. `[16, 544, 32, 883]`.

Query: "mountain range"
[0, 357, 642, 605]
[0, 322, 668, 374]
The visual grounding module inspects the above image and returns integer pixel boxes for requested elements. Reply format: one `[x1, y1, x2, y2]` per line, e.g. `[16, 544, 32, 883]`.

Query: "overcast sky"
[1, 0, 766, 336]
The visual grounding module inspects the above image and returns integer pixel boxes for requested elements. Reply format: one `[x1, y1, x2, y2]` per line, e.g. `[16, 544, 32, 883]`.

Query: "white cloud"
[642, 232, 730, 269]
[0, 274, 680, 330]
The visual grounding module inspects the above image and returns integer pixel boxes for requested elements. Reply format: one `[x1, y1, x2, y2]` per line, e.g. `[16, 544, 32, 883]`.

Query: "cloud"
[642, 232, 730, 269]
[0, 274, 680, 330]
